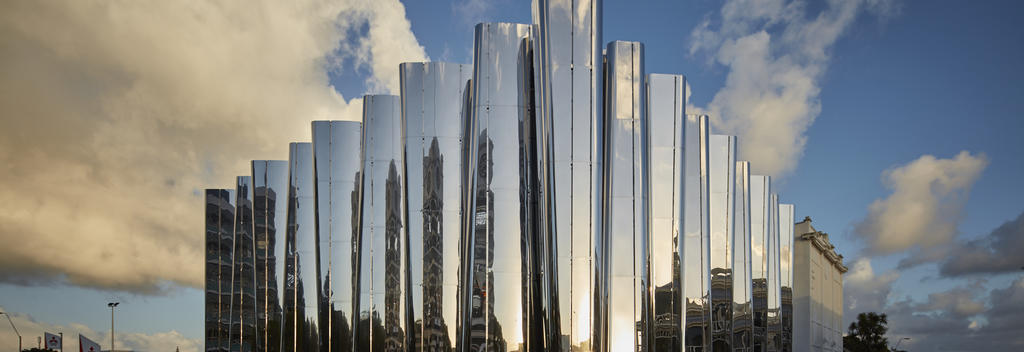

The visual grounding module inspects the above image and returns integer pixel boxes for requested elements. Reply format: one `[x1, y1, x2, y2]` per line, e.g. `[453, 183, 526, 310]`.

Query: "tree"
[843, 312, 889, 352]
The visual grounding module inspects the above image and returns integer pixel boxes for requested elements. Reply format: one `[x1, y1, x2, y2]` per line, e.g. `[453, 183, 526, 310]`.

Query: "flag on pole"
[45, 332, 62, 349]
[79, 335, 101, 352]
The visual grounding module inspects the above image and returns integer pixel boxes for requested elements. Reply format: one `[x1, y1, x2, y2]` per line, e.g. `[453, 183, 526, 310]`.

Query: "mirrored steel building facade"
[682, 114, 711, 351]
[206, 189, 236, 352]
[531, 1, 603, 350]
[779, 204, 795, 352]
[646, 73, 684, 352]
[285, 142, 321, 352]
[733, 162, 754, 352]
[312, 121, 362, 352]
[400, 62, 473, 352]
[709, 135, 736, 351]
[253, 160, 289, 352]
[599, 40, 650, 352]
[356, 95, 408, 352]
[202, 1, 839, 351]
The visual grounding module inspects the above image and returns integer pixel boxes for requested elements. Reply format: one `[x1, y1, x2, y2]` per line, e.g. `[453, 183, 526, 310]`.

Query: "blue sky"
[1, 0, 1022, 351]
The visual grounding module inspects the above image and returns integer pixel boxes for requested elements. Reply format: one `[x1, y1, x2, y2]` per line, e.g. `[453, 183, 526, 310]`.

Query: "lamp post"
[0, 312, 21, 352]
[893, 337, 911, 351]
[107, 302, 119, 352]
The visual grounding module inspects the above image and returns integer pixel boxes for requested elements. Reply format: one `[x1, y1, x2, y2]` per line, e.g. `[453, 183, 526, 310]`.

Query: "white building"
[792, 217, 847, 352]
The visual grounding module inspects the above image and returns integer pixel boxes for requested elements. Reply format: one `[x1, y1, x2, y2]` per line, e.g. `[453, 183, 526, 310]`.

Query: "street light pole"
[893, 336, 911, 351]
[107, 302, 119, 352]
[0, 312, 22, 352]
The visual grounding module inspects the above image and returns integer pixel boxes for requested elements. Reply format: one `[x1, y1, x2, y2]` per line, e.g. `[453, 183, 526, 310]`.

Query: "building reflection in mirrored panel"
[750, 175, 771, 352]
[230, 176, 257, 352]
[206, 189, 236, 352]
[645, 73, 684, 352]
[732, 162, 753, 352]
[284, 143, 321, 352]
[598, 40, 651, 352]
[708, 135, 736, 351]
[531, 1, 603, 349]
[681, 114, 711, 352]
[355, 95, 408, 352]
[461, 22, 538, 352]
[252, 160, 289, 352]
[312, 121, 363, 352]
[400, 62, 473, 352]
[778, 204, 794, 352]
[767, 194, 782, 352]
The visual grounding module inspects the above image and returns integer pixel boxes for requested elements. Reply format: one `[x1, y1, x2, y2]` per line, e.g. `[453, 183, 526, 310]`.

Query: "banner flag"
[79, 335, 101, 352]
[45, 332, 62, 349]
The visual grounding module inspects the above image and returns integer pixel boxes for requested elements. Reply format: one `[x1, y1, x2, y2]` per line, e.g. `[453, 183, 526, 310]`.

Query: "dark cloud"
[939, 211, 1024, 277]
[884, 276, 1024, 350]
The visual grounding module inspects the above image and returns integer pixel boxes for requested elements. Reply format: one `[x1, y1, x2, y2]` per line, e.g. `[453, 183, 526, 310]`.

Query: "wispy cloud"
[854, 151, 987, 255]
[0, 0, 425, 293]
[689, 0, 898, 177]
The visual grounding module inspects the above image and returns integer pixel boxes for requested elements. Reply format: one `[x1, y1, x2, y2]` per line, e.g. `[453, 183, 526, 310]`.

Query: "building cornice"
[799, 231, 848, 273]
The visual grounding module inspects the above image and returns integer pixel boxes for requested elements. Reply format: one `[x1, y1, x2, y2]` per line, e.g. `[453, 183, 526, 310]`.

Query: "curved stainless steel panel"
[645, 73, 684, 352]
[284, 143, 321, 351]
[767, 194, 781, 352]
[531, 1, 603, 350]
[230, 176, 257, 352]
[708, 135, 736, 351]
[732, 162, 753, 352]
[355, 95, 408, 352]
[312, 121, 363, 352]
[682, 114, 711, 352]
[599, 40, 650, 352]
[206, 189, 236, 352]
[461, 22, 537, 352]
[750, 175, 771, 352]
[778, 203, 794, 352]
[400, 62, 473, 352]
[253, 160, 290, 352]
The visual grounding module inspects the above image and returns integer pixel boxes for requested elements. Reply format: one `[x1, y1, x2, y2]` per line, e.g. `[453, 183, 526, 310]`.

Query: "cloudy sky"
[1, 0, 1022, 351]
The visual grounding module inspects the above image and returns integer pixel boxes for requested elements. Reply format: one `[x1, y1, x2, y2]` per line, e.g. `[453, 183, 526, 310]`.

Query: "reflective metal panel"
[253, 161, 290, 352]
[681, 114, 711, 352]
[778, 204, 794, 352]
[355, 95, 408, 352]
[312, 121, 363, 352]
[599, 40, 651, 352]
[708, 135, 736, 351]
[766, 194, 781, 352]
[230, 176, 257, 352]
[531, 1, 603, 350]
[749, 175, 771, 352]
[400, 62, 473, 352]
[284, 143, 321, 352]
[645, 73, 684, 352]
[461, 22, 537, 352]
[732, 162, 753, 352]
[206, 189, 236, 352]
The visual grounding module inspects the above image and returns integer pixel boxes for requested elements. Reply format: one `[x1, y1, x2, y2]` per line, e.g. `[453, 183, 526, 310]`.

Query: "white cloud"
[855, 151, 987, 255]
[0, 0, 425, 292]
[689, 0, 896, 177]
[0, 307, 200, 352]
[844, 258, 899, 314]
